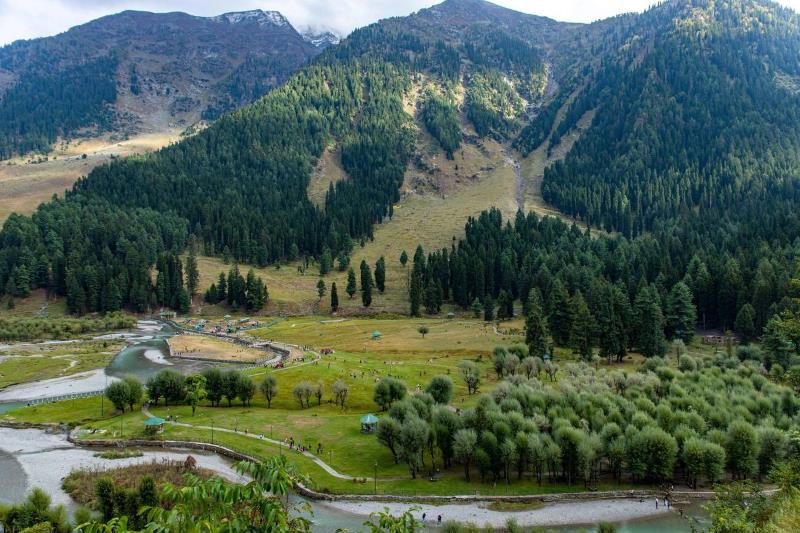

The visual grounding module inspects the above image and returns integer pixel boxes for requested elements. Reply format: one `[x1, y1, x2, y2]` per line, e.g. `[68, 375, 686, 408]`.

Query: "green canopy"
[144, 417, 165, 426]
[360, 414, 378, 424]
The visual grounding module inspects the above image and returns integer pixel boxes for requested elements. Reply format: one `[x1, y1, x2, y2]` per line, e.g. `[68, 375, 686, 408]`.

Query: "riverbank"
[0, 426, 700, 532]
[0, 427, 247, 509]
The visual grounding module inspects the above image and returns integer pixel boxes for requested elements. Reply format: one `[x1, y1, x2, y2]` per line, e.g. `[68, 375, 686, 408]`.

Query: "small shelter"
[144, 416, 165, 434]
[371, 331, 382, 340]
[360, 414, 379, 433]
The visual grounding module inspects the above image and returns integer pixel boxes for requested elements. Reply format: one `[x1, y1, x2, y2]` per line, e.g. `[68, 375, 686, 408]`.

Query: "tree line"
[374, 346, 799, 489]
[408, 208, 799, 347]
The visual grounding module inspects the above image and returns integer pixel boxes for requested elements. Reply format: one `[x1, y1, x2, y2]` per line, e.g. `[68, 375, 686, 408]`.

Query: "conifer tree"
[569, 291, 596, 361]
[360, 260, 373, 307]
[375, 256, 386, 293]
[634, 285, 667, 358]
[330, 282, 339, 312]
[346, 268, 357, 299]
[665, 281, 697, 342]
[525, 289, 549, 358]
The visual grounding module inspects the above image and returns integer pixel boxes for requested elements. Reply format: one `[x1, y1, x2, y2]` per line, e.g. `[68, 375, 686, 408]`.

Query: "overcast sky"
[2, 0, 800, 46]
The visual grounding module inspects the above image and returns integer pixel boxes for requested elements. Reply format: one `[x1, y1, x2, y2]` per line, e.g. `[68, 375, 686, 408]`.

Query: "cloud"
[1, 0, 800, 45]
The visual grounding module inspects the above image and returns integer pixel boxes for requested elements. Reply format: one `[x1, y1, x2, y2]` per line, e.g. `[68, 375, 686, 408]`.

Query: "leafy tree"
[260, 374, 278, 408]
[184, 374, 206, 416]
[458, 360, 481, 394]
[332, 379, 349, 408]
[398, 416, 430, 479]
[425, 375, 454, 404]
[202, 367, 224, 407]
[726, 421, 759, 480]
[105, 381, 130, 413]
[418, 325, 429, 338]
[374, 377, 407, 411]
[122, 376, 142, 412]
[377, 416, 402, 463]
[222, 370, 241, 407]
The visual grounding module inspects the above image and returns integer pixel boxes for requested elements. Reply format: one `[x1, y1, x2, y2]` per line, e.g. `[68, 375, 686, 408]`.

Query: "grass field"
[0, 130, 181, 223]
[0, 340, 124, 390]
[167, 335, 266, 363]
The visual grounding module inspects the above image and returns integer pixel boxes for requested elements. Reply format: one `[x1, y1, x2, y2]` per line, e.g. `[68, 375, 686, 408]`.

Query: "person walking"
[655, 498, 659, 509]
[437, 515, 442, 525]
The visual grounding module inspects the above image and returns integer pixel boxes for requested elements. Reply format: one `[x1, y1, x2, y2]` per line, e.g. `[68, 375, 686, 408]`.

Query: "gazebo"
[360, 414, 379, 433]
[144, 416, 165, 434]
[371, 331, 382, 340]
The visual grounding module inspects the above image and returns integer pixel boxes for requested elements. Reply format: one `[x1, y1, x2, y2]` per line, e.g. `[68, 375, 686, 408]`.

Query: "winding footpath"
[141, 403, 368, 482]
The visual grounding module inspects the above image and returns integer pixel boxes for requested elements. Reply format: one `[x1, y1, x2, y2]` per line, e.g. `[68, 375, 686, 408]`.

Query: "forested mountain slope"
[3, 0, 800, 330]
[0, 0, 566, 314]
[409, 0, 800, 336]
[0, 9, 319, 159]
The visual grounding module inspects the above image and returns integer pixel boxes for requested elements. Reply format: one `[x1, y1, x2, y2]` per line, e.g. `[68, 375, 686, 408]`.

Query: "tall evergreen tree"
[375, 256, 386, 293]
[330, 282, 339, 312]
[634, 285, 667, 358]
[186, 247, 200, 302]
[346, 268, 357, 299]
[525, 289, 549, 359]
[569, 291, 596, 361]
[665, 282, 697, 342]
[360, 260, 373, 307]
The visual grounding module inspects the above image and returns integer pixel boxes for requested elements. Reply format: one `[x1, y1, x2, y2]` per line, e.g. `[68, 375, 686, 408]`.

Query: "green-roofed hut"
[144, 416, 165, 434]
[360, 414, 379, 433]
[371, 331, 382, 340]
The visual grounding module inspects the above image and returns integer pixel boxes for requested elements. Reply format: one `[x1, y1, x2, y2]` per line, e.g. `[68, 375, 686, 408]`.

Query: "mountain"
[0, 9, 320, 159]
[301, 30, 341, 49]
[3, 0, 800, 328]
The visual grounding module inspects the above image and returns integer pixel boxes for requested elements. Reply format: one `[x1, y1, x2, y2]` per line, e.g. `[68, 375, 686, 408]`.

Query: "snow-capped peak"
[301, 30, 341, 49]
[212, 10, 289, 28]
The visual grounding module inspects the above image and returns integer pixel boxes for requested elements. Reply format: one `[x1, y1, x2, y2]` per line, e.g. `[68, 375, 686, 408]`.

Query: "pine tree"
[734, 303, 757, 343]
[569, 291, 595, 361]
[634, 285, 667, 358]
[217, 272, 227, 302]
[316, 279, 326, 300]
[410, 254, 425, 316]
[186, 248, 200, 301]
[375, 256, 386, 293]
[330, 282, 339, 312]
[470, 297, 482, 318]
[497, 289, 514, 319]
[360, 260, 373, 307]
[525, 289, 549, 358]
[550, 280, 573, 346]
[483, 296, 495, 321]
[665, 281, 697, 342]
[596, 283, 630, 364]
[400, 250, 408, 267]
[319, 247, 333, 276]
[346, 268, 357, 299]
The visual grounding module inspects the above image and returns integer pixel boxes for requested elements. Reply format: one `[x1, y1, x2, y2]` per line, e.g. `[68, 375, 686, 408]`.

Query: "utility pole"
[374, 462, 378, 495]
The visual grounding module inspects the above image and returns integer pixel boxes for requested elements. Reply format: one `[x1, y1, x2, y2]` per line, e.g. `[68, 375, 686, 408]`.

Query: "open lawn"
[167, 335, 266, 363]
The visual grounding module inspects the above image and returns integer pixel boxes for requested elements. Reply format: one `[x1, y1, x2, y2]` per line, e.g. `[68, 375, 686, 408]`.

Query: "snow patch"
[212, 10, 289, 28]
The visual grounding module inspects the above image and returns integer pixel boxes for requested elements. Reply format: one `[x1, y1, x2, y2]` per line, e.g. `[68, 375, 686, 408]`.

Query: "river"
[0, 321, 231, 414]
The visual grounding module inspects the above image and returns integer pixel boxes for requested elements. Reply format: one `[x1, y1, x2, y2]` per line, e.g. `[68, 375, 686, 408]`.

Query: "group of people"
[283, 436, 323, 455]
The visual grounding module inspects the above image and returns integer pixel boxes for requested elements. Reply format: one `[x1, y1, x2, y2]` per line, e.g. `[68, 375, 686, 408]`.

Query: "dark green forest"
[0, 56, 117, 158]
